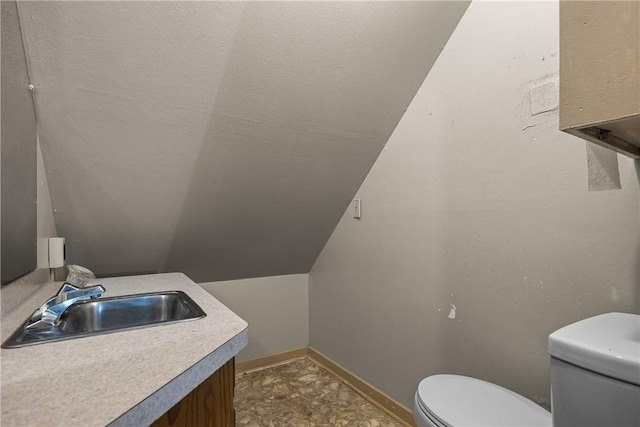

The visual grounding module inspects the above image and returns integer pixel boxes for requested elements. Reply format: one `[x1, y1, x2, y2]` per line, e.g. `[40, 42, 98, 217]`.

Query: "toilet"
[548, 312, 640, 427]
[413, 312, 640, 427]
[413, 374, 551, 427]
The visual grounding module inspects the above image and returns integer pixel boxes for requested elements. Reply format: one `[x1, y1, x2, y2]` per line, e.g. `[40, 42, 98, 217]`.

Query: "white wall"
[200, 274, 308, 362]
[309, 1, 639, 410]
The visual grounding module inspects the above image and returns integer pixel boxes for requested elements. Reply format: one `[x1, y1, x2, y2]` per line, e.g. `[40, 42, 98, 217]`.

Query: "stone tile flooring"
[235, 357, 404, 427]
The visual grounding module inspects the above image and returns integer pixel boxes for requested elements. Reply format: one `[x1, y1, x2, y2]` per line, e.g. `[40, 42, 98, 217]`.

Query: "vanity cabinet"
[0, 273, 248, 427]
[151, 358, 236, 427]
[559, 0, 640, 158]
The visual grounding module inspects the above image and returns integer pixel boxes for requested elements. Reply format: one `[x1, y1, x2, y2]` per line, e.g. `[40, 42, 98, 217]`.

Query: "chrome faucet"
[26, 282, 105, 330]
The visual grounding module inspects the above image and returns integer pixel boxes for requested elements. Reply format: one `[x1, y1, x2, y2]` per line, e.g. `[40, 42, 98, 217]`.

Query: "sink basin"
[2, 291, 206, 348]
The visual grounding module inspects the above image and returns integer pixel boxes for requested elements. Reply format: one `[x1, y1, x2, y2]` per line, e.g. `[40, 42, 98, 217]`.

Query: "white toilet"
[413, 312, 640, 427]
[413, 374, 551, 427]
[548, 312, 640, 427]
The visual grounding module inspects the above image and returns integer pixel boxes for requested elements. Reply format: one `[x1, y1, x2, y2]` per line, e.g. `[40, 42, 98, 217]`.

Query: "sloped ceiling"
[18, 1, 469, 282]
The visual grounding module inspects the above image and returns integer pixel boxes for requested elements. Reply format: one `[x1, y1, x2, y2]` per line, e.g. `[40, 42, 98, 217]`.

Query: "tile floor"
[235, 357, 405, 427]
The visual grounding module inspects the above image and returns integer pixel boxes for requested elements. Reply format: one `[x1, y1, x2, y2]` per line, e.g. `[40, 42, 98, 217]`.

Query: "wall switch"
[353, 199, 361, 219]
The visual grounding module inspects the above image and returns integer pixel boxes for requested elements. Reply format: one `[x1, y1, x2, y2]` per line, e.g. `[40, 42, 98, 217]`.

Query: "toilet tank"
[548, 312, 640, 427]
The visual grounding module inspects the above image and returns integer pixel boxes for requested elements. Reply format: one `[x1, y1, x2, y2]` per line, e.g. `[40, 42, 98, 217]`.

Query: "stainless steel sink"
[2, 291, 206, 348]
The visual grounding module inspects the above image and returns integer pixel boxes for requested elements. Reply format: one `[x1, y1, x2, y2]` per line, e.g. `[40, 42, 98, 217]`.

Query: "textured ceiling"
[18, 1, 469, 282]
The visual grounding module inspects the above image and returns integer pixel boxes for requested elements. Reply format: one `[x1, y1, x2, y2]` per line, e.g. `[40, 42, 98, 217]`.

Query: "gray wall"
[36, 139, 58, 269]
[309, 1, 640, 410]
[17, 1, 469, 282]
[200, 274, 308, 362]
[1, 0, 37, 285]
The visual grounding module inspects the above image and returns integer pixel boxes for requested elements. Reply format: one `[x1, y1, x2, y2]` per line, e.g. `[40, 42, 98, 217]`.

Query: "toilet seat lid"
[417, 375, 551, 427]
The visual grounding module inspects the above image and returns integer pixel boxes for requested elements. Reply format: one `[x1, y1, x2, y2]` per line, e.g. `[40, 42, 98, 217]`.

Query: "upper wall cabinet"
[559, 1, 640, 159]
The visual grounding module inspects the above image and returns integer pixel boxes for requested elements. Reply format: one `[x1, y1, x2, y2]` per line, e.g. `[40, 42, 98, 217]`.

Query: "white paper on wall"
[586, 142, 621, 191]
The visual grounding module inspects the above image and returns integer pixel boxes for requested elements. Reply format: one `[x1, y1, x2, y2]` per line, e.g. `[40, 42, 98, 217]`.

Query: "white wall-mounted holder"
[48, 237, 65, 268]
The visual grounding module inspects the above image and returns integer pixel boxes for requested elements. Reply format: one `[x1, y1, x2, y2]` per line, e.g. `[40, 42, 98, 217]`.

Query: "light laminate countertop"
[0, 272, 248, 427]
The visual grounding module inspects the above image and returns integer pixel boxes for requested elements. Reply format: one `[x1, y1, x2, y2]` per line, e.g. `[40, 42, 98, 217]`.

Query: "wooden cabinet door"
[151, 358, 235, 427]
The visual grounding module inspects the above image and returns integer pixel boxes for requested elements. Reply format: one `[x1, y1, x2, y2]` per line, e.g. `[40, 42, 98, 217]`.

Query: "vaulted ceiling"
[18, 1, 469, 281]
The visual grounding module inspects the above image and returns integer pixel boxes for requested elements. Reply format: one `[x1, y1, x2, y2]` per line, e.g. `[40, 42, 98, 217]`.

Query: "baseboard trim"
[235, 347, 309, 373]
[235, 347, 415, 427]
[307, 347, 415, 427]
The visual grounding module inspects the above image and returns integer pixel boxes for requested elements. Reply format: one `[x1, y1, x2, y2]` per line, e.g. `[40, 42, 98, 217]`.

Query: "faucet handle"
[65, 265, 96, 288]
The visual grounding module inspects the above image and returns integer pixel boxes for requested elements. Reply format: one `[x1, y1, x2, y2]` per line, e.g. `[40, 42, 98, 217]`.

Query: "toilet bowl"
[413, 374, 551, 427]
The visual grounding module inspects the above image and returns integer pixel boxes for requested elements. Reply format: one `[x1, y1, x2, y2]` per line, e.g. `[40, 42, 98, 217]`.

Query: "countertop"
[0, 272, 248, 427]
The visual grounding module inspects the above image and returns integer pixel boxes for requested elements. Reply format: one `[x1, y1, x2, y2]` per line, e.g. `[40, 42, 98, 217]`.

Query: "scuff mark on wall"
[610, 286, 619, 303]
[447, 303, 456, 319]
